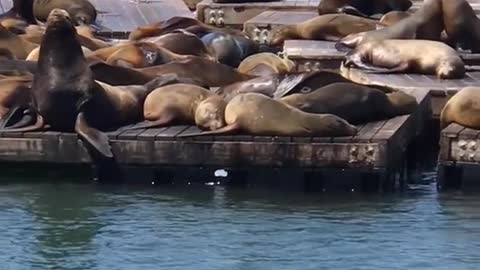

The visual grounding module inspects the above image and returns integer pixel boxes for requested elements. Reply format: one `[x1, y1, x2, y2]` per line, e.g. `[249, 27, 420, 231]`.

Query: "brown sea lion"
[269, 14, 381, 47]
[201, 32, 258, 67]
[0, 24, 38, 59]
[131, 83, 226, 130]
[237, 52, 295, 76]
[137, 57, 254, 87]
[440, 87, 480, 129]
[343, 39, 465, 79]
[0, 18, 29, 34]
[338, 0, 443, 48]
[146, 32, 215, 60]
[33, 0, 97, 25]
[379, 11, 411, 26]
[0, 0, 35, 24]
[177, 93, 358, 137]
[317, 0, 412, 17]
[0, 76, 32, 123]
[442, 0, 480, 52]
[280, 82, 417, 124]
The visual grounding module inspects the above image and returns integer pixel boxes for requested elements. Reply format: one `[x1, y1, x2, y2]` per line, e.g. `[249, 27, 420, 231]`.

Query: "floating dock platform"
[0, 0, 194, 38]
[0, 88, 430, 190]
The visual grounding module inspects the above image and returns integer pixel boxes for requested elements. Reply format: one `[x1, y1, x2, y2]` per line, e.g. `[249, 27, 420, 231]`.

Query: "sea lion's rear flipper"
[177, 123, 241, 137]
[0, 113, 44, 132]
[2, 107, 38, 129]
[344, 56, 409, 74]
[339, 6, 368, 18]
[125, 112, 178, 130]
[75, 112, 113, 159]
[334, 42, 354, 53]
[0, 106, 24, 128]
[273, 73, 310, 99]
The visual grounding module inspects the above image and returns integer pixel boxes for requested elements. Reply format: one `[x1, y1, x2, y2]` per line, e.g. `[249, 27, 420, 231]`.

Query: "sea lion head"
[436, 59, 465, 79]
[46, 9, 74, 28]
[195, 95, 226, 131]
[269, 26, 298, 47]
[321, 114, 358, 136]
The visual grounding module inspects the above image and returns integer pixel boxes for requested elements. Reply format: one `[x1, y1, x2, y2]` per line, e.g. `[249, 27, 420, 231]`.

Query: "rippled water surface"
[0, 177, 479, 270]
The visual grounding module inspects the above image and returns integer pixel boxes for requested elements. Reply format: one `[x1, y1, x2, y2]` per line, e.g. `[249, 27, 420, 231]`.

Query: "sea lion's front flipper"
[3, 108, 38, 129]
[339, 6, 368, 18]
[334, 42, 354, 53]
[75, 112, 113, 159]
[0, 113, 44, 132]
[0, 106, 24, 128]
[177, 123, 241, 137]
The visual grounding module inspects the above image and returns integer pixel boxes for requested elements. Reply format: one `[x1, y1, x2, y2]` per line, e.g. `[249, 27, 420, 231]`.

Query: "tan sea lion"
[0, 76, 32, 123]
[440, 87, 480, 129]
[131, 83, 227, 130]
[269, 14, 380, 46]
[146, 32, 215, 60]
[33, 0, 97, 25]
[137, 57, 254, 87]
[379, 11, 411, 26]
[0, 24, 38, 59]
[178, 93, 358, 137]
[317, 0, 412, 17]
[0, 18, 29, 34]
[280, 82, 418, 124]
[442, 0, 480, 53]
[343, 39, 465, 79]
[339, 0, 443, 48]
[237, 53, 295, 76]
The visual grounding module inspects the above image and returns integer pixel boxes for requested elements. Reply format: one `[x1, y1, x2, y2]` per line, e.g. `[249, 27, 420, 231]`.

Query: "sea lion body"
[201, 32, 258, 67]
[379, 11, 410, 26]
[0, 76, 32, 118]
[344, 39, 465, 79]
[146, 32, 215, 60]
[440, 87, 480, 129]
[280, 82, 417, 124]
[180, 93, 357, 137]
[442, 0, 480, 52]
[317, 0, 412, 17]
[33, 0, 97, 25]
[27, 45, 92, 61]
[0, 25, 38, 59]
[237, 53, 295, 76]
[269, 14, 379, 46]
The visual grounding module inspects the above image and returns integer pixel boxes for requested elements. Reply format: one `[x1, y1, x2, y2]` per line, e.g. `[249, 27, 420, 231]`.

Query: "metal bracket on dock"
[251, 27, 270, 44]
[302, 61, 321, 72]
[205, 8, 225, 27]
[453, 139, 479, 162]
[349, 145, 377, 165]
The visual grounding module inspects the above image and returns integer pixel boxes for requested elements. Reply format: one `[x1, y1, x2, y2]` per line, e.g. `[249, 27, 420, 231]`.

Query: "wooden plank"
[443, 124, 466, 138]
[155, 125, 189, 140]
[137, 128, 169, 141]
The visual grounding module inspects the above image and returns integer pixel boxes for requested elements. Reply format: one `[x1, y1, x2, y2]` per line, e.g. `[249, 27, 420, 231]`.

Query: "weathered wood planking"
[340, 65, 480, 118]
[285, 40, 480, 72]
[0, 88, 430, 175]
[244, 11, 317, 44]
[0, 0, 193, 38]
[197, 0, 320, 28]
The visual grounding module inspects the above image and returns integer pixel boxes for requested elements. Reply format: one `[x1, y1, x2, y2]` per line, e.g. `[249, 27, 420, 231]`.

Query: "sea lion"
[216, 70, 353, 101]
[33, 0, 97, 25]
[146, 32, 215, 60]
[339, 0, 443, 48]
[269, 14, 380, 47]
[442, 0, 480, 52]
[280, 82, 418, 124]
[0, 24, 38, 59]
[26, 45, 92, 61]
[440, 87, 480, 129]
[131, 83, 226, 130]
[0, 0, 35, 24]
[0, 59, 37, 75]
[201, 32, 258, 67]
[237, 52, 295, 76]
[343, 39, 465, 79]
[0, 76, 32, 122]
[317, 0, 412, 17]
[178, 93, 358, 137]
[379, 11, 411, 26]
[137, 57, 254, 87]
[0, 18, 29, 34]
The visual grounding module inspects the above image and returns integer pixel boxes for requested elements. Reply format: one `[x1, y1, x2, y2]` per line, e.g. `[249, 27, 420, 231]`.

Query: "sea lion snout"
[47, 9, 72, 25]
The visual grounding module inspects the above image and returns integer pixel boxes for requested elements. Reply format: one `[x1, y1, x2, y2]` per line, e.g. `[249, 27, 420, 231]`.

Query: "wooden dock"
[341, 65, 480, 118]
[196, 0, 319, 28]
[0, 88, 430, 189]
[0, 0, 194, 38]
[438, 124, 480, 190]
[244, 11, 317, 44]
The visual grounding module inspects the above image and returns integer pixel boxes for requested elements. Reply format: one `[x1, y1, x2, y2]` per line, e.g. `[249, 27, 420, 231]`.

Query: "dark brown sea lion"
[33, 0, 97, 25]
[201, 32, 258, 67]
[137, 57, 254, 87]
[338, 0, 443, 48]
[146, 32, 215, 60]
[132, 84, 226, 130]
[440, 87, 480, 129]
[237, 53, 295, 76]
[442, 0, 480, 52]
[343, 39, 465, 79]
[26, 45, 92, 61]
[317, 0, 412, 17]
[178, 93, 358, 137]
[269, 14, 380, 47]
[280, 82, 418, 124]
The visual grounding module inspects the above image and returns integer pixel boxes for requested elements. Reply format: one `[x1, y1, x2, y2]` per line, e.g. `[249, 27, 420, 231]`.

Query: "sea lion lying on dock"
[343, 39, 465, 79]
[317, 0, 412, 18]
[442, 0, 480, 52]
[280, 82, 418, 124]
[201, 32, 258, 67]
[440, 87, 480, 129]
[237, 53, 295, 76]
[33, 0, 97, 25]
[178, 93, 358, 138]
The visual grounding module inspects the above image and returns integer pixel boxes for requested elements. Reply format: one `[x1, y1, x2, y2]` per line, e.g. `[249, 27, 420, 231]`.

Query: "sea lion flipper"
[0, 106, 24, 129]
[339, 6, 368, 18]
[177, 123, 241, 138]
[75, 112, 113, 159]
[334, 42, 354, 53]
[0, 113, 44, 133]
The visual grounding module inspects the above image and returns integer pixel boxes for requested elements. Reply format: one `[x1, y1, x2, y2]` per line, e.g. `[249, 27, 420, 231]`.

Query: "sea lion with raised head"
[280, 82, 418, 124]
[440, 87, 480, 129]
[317, 0, 412, 17]
[178, 93, 358, 137]
[343, 39, 465, 79]
[130, 83, 227, 130]
[269, 14, 380, 47]
[33, 0, 97, 25]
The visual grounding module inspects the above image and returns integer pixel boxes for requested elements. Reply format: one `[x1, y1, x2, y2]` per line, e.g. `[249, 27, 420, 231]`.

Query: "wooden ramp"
[0, 0, 193, 38]
[196, 0, 319, 28]
[438, 124, 480, 190]
[341, 66, 480, 118]
[244, 11, 317, 44]
[0, 88, 430, 189]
